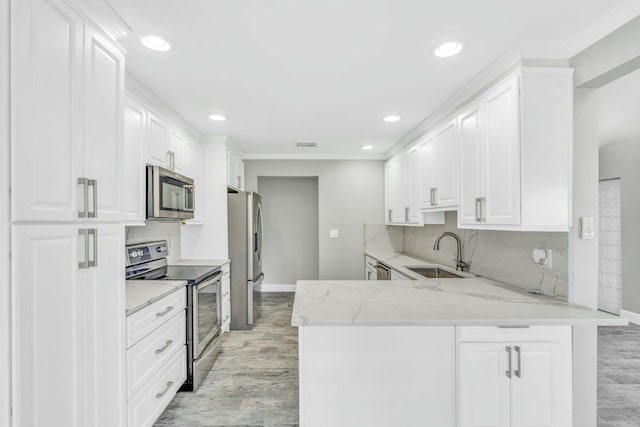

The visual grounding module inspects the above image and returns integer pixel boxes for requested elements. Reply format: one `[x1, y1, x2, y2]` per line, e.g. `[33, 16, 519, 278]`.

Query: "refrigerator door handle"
[247, 273, 264, 325]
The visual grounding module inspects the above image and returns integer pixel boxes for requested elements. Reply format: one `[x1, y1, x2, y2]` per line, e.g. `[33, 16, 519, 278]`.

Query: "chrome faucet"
[433, 232, 468, 272]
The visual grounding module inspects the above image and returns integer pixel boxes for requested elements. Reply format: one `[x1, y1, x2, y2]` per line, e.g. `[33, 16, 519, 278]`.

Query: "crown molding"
[125, 73, 204, 142]
[65, 0, 131, 46]
[242, 153, 386, 161]
[519, 41, 570, 59]
[567, 0, 640, 57]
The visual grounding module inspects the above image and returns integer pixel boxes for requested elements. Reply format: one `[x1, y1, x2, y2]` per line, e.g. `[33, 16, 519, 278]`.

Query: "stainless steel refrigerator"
[228, 191, 264, 330]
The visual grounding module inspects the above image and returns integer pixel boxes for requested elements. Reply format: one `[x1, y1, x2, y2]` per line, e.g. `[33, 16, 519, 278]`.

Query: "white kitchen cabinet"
[227, 148, 244, 191]
[391, 268, 412, 280]
[123, 97, 147, 223]
[11, 0, 125, 222]
[169, 130, 186, 173]
[147, 113, 170, 168]
[457, 326, 572, 427]
[221, 262, 231, 331]
[419, 119, 458, 211]
[459, 75, 520, 227]
[385, 146, 422, 225]
[126, 287, 186, 427]
[12, 224, 126, 427]
[365, 256, 377, 280]
[184, 140, 205, 223]
[458, 68, 573, 231]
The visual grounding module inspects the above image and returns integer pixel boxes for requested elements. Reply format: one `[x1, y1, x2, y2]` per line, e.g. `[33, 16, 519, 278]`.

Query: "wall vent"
[296, 142, 317, 149]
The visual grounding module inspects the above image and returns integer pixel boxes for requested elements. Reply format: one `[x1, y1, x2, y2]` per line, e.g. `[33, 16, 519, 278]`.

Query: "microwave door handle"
[183, 184, 194, 212]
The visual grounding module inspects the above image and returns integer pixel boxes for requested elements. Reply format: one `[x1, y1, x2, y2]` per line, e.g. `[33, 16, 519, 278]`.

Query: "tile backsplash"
[365, 212, 569, 299]
[125, 222, 182, 263]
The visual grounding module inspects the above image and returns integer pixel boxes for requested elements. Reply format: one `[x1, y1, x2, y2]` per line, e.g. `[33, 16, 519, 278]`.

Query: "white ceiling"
[108, 0, 626, 156]
[599, 67, 640, 146]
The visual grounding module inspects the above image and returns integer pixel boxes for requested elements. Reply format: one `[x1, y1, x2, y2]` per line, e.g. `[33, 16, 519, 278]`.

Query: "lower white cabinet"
[221, 262, 231, 331]
[12, 224, 126, 427]
[365, 256, 377, 280]
[126, 288, 186, 427]
[457, 326, 572, 427]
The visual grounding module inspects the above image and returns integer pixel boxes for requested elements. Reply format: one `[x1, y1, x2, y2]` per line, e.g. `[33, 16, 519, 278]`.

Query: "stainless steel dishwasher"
[375, 262, 391, 280]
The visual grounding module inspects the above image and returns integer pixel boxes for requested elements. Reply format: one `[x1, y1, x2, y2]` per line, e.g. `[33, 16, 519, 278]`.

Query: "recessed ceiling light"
[383, 115, 401, 123]
[140, 33, 174, 52]
[361, 145, 374, 150]
[208, 113, 227, 121]
[434, 41, 463, 58]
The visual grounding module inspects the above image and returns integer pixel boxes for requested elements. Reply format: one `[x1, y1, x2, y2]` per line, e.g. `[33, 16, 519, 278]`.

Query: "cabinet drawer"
[127, 312, 186, 399]
[221, 262, 230, 276]
[127, 288, 186, 348]
[457, 325, 571, 343]
[127, 348, 186, 427]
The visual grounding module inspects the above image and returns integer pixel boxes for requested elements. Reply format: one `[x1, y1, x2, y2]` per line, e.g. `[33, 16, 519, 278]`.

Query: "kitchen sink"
[403, 266, 463, 279]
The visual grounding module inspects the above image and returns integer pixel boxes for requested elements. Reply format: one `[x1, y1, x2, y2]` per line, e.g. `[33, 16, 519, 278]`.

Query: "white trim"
[0, 0, 10, 424]
[620, 309, 640, 325]
[257, 283, 297, 293]
[242, 153, 386, 161]
[567, 0, 640, 57]
[519, 41, 569, 59]
[64, 0, 131, 45]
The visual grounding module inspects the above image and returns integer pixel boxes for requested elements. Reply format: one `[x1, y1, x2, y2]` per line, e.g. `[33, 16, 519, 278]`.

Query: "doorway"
[257, 177, 319, 288]
[598, 178, 622, 315]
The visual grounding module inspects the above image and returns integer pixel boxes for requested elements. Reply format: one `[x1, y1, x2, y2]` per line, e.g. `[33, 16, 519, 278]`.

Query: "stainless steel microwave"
[147, 165, 195, 220]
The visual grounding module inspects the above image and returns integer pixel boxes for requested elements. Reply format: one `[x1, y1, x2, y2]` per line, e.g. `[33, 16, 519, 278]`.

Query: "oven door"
[192, 275, 221, 359]
[148, 165, 195, 220]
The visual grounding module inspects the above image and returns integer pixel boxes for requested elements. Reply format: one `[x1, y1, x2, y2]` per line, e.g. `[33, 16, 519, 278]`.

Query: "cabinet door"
[386, 157, 404, 223]
[483, 76, 521, 225]
[11, 0, 84, 221]
[169, 130, 185, 172]
[12, 225, 85, 427]
[123, 99, 147, 222]
[458, 342, 511, 427]
[405, 147, 421, 223]
[84, 27, 125, 221]
[458, 103, 483, 225]
[510, 341, 572, 427]
[147, 113, 169, 168]
[184, 140, 204, 223]
[420, 136, 438, 209]
[83, 225, 125, 427]
[435, 120, 458, 208]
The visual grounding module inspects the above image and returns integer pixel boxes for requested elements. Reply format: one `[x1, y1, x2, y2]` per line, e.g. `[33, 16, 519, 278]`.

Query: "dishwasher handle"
[375, 263, 391, 280]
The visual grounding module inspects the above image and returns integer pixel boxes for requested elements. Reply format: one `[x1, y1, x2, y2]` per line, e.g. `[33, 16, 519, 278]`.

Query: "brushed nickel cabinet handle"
[480, 197, 487, 222]
[155, 340, 174, 354]
[78, 178, 89, 218]
[87, 179, 97, 218]
[155, 381, 174, 399]
[405, 207, 410, 222]
[156, 306, 175, 317]
[88, 228, 98, 268]
[505, 346, 512, 378]
[475, 198, 481, 222]
[514, 345, 521, 378]
[78, 229, 89, 269]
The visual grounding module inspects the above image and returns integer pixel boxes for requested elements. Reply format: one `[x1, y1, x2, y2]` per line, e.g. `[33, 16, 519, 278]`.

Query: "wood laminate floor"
[598, 323, 640, 427]
[154, 293, 299, 427]
[154, 293, 640, 427]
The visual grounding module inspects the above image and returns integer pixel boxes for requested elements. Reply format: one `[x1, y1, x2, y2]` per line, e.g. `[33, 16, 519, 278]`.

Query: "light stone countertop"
[171, 259, 230, 267]
[126, 280, 187, 316]
[291, 251, 626, 327]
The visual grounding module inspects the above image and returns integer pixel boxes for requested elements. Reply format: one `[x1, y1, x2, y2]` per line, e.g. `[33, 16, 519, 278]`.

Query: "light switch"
[329, 229, 339, 239]
[581, 217, 595, 240]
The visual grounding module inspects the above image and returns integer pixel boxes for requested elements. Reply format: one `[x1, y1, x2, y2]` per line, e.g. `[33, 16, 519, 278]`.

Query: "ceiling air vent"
[296, 142, 317, 149]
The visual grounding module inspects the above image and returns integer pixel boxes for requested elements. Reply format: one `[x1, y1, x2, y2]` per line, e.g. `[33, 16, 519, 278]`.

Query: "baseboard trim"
[257, 283, 296, 293]
[620, 309, 640, 325]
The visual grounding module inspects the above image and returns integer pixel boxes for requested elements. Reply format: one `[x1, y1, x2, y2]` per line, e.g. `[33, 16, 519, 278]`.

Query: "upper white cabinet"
[458, 69, 573, 231]
[419, 119, 458, 211]
[184, 140, 204, 223]
[169, 130, 186, 173]
[123, 97, 147, 223]
[147, 113, 170, 168]
[227, 148, 244, 191]
[457, 326, 572, 427]
[385, 146, 421, 226]
[11, 0, 124, 222]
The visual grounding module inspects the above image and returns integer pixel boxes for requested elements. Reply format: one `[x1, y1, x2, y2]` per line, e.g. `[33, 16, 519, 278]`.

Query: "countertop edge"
[126, 280, 187, 316]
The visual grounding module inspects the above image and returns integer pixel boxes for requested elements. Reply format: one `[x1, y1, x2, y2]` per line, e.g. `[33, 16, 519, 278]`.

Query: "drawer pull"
[155, 381, 174, 399]
[156, 306, 174, 318]
[155, 340, 174, 354]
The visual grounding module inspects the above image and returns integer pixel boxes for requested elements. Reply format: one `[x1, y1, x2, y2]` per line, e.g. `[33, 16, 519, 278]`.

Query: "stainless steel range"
[125, 241, 222, 391]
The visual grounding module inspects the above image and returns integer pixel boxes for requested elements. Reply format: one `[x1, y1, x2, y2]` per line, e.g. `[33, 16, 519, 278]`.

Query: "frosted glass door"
[598, 178, 622, 315]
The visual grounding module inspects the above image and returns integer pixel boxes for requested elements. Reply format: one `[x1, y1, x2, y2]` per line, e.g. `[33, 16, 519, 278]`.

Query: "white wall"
[258, 177, 319, 284]
[0, 0, 10, 424]
[244, 160, 385, 280]
[600, 140, 640, 313]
